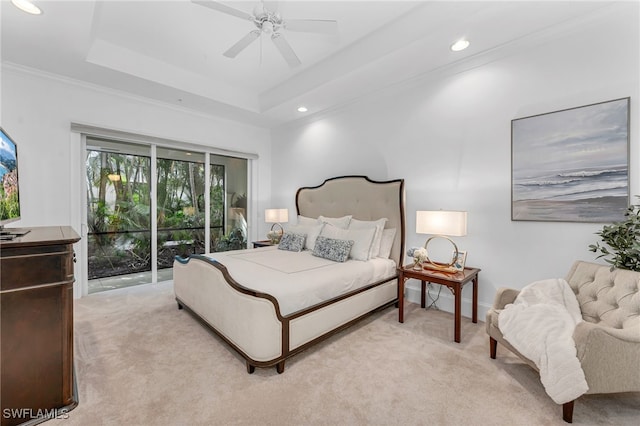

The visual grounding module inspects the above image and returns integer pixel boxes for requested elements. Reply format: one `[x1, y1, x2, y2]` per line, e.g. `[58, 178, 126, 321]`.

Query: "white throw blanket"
[498, 278, 589, 404]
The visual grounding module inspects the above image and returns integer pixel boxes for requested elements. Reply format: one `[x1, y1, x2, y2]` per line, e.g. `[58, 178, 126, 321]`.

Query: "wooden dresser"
[0, 226, 80, 426]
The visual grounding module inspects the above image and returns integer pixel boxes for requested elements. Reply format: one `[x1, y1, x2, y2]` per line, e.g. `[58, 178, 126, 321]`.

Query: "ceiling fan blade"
[223, 31, 261, 58]
[191, 0, 253, 20]
[284, 19, 338, 35]
[271, 33, 301, 67]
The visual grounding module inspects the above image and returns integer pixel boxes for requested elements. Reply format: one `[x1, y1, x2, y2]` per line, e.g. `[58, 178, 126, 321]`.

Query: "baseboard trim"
[405, 281, 491, 323]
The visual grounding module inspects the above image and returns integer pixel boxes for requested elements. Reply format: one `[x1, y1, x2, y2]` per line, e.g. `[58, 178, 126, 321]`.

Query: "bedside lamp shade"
[416, 211, 467, 237]
[265, 209, 289, 224]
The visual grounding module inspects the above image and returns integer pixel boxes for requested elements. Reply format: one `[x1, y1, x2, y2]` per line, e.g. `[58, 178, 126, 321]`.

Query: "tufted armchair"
[485, 260, 640, 423]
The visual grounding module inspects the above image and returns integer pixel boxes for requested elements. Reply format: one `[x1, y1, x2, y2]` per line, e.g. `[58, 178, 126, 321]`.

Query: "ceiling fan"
[192, 0, 338, 67]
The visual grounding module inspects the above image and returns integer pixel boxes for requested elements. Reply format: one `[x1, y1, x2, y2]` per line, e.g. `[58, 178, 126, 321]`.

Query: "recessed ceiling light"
[297, 106, 308, 113]
[450, 39, 470, 52]
[11, 0, 42, 15]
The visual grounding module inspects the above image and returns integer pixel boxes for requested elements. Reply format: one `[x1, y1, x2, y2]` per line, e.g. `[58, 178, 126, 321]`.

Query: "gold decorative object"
[416, 210, 467, 274]
[265, 208, 288, 243]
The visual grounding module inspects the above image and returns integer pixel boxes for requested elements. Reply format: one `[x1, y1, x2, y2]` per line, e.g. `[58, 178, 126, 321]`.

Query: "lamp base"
[422, 235, 460, 274]
[267, 223, 284, 244]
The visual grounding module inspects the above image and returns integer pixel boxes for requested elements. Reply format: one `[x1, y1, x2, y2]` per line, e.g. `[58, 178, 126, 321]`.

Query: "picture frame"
[452, 250, 467, 272]
[511, 97, 630, 223]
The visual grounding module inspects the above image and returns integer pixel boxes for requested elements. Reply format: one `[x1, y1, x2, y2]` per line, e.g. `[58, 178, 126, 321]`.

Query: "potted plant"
[588, 198, 640, 271]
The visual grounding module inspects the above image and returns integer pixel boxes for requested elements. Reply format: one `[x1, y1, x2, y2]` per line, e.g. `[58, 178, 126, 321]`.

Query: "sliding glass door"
[86, 139, 248, 293]
[86, 141, 152, 292]
[211, 155, 247, 252]
[209, 162, 228, 251]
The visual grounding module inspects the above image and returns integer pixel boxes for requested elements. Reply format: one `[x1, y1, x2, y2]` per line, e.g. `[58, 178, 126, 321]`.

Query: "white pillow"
[321, 224, 376, 261]
[348, 218, 387, 258]
[286, 223, 324, 250]
[297, 215, 317, 226]
[318, 215, 352, 229]
[377, 228, 396, 259]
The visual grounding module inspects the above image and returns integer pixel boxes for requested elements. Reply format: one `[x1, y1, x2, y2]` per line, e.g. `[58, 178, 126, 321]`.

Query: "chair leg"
[489, 337, 497, 359]
[562, 400, 574, 423]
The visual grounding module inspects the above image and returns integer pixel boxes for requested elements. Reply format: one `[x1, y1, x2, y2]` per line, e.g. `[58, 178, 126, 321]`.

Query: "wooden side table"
[398, 264, 480, 343]
[252, 240, 275, 248]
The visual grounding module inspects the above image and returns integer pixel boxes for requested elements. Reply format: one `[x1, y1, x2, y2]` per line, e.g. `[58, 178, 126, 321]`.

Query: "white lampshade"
[265, 208, 289, 224]
[416, 210, 467, 237]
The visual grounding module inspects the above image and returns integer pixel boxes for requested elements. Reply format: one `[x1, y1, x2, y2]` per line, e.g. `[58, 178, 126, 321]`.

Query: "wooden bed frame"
[173, 176, 405, 373]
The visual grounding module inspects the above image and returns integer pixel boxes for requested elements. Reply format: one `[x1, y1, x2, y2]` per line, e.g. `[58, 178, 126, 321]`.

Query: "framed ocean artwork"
[511, 97, 630, 223]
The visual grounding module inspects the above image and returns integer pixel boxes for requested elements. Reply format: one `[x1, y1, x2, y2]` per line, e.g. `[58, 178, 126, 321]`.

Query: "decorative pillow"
[312, 236, 354, 263]
[297, 215, 317, 226]
[278, 233, 306, 252]
[317, 215, 352, 229]
[377, 228, 397, 259]
[286, 223, 324, 250]
[321, 224, 376, 261]
[348, 218, 388, 258]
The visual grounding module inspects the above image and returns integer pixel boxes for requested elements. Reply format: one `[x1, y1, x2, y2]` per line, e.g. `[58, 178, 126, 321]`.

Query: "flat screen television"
[0, 127, 28, 238]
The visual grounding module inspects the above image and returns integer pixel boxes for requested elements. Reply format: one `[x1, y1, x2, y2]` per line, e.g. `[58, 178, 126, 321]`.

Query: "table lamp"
[265, 208, 289, 243]
[416, 210, 467, 272]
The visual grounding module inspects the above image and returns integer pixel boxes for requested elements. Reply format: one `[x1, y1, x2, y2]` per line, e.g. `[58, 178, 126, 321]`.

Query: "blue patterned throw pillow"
[312, 236, 354, 262]
[278, 233, 306, 252]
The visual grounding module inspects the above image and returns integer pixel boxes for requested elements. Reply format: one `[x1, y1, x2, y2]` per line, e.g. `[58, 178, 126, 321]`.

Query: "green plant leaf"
[589, 197, 640, 271]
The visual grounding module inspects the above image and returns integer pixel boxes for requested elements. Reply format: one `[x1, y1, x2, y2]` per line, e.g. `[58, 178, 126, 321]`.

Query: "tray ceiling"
[1, 1, 621, 127]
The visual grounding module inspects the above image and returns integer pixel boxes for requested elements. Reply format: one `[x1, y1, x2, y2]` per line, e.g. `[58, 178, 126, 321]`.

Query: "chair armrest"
[573, 322, 640, 394]
[491, 287, 520, 310]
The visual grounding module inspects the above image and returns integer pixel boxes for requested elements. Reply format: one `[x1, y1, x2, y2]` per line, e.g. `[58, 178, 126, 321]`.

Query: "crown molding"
[1, 62, 275, 129]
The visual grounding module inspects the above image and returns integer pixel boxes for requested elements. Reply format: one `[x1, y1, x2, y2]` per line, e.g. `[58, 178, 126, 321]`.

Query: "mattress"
[203, 246, 397, 316]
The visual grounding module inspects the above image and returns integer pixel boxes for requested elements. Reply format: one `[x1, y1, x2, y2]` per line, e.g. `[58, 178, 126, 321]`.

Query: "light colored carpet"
[53, 282, 639, 425]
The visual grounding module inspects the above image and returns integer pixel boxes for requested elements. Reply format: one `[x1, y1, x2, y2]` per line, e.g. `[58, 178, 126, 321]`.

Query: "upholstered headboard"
[296, 176, 406, 266]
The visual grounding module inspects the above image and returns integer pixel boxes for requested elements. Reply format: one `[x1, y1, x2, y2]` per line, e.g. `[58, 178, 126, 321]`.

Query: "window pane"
[156, 149, 206, 274]
[87, 231, 151, 278]
[210, 164, 225, 227]
[209, 156, 248, 252]
[86, 148, 152, 291]
[157, 228, 205, 269]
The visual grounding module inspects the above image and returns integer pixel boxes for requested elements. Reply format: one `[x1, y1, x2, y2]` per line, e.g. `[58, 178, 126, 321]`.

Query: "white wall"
[271, 4, 639, 319]
[1, 66, 272, 295]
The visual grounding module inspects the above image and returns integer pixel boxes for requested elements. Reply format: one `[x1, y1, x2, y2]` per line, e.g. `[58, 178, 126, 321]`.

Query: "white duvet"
[498, 278, 589, 404]
[203, 246, 397, 316]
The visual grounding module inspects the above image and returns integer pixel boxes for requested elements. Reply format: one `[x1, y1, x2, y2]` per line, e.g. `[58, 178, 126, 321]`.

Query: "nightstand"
[398, 264, 480, 343]
[252, 240, 275, 248]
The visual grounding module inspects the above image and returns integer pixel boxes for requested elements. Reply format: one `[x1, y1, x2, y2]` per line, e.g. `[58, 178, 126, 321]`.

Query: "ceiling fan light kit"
[193, 0, 338, 68]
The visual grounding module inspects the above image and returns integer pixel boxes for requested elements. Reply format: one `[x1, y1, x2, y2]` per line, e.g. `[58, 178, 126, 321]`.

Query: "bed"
[173, 175, 405, 373]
